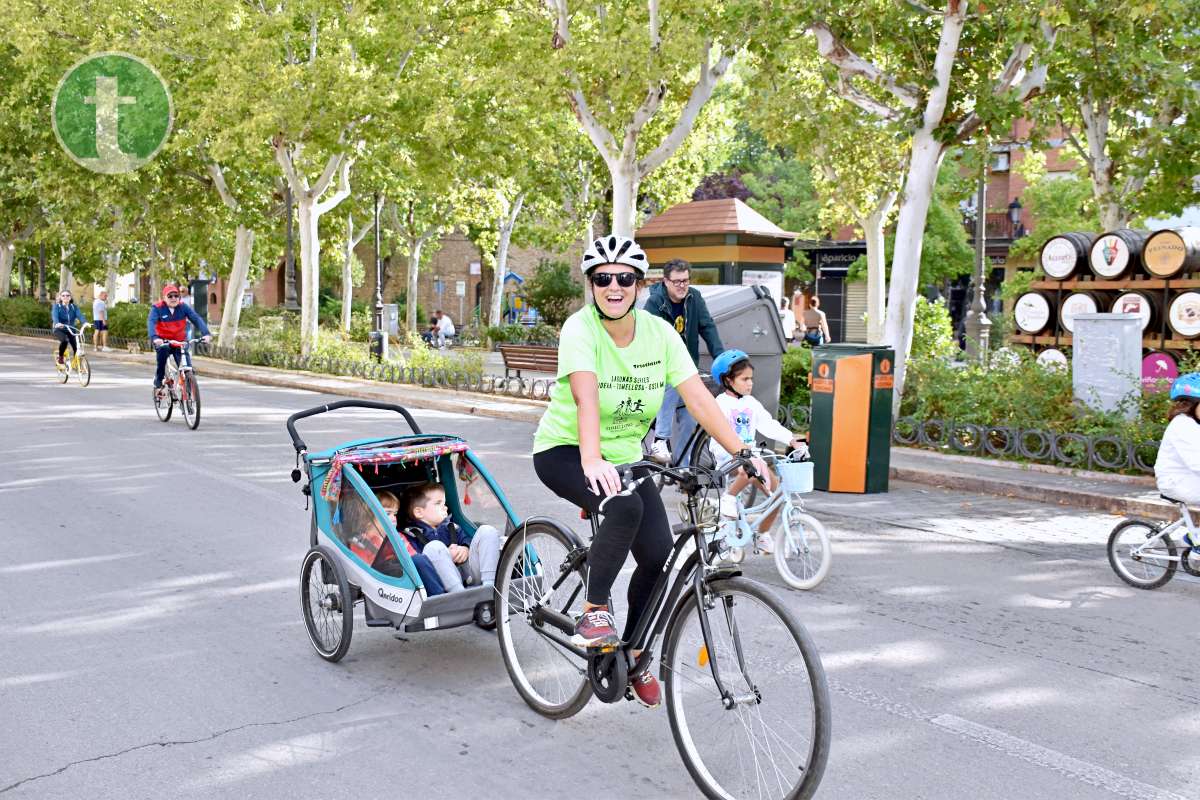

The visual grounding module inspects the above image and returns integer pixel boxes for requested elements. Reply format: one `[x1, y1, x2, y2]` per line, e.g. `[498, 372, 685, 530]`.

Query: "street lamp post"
[1007, 198, 1024, 239]
[964, 170, 992, 364]
[37, 243, 46, 302]
[284, 185, 299, 311]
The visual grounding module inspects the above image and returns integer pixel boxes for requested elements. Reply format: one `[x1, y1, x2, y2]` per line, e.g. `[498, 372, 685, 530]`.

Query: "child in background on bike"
[1155, 373, 1200, 548]
[147, 284, 211, 394]
[51, 290, 89, 365]
[708, 349, 808, 554]
[400, 482, 501, 594]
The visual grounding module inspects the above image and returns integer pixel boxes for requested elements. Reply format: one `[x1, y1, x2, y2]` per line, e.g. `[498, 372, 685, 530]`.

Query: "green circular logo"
[51, 52, 173, 174]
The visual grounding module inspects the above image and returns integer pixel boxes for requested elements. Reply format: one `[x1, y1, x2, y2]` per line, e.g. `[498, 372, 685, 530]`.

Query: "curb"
[1, 332, 546, 425]
[889, 463, 1176, 522]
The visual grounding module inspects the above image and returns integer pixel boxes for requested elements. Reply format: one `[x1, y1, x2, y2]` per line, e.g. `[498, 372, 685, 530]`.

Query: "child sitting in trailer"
[401, 482, 502, 593]
[345, 489, 448, 595]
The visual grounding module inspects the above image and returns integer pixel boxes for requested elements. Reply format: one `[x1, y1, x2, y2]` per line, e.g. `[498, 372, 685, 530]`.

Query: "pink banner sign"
[1141, 351, 1179, 392]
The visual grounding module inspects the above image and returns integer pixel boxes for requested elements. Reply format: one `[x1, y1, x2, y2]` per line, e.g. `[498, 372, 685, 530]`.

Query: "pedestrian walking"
[642, 258, 723, 464]
[801, 296, 831, 346]
[92, 288, 110, 352]
[778, 297, 797, 344]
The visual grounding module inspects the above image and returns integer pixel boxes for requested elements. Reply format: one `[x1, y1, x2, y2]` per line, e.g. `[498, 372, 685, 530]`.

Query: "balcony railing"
[962, 212, 1022, 240]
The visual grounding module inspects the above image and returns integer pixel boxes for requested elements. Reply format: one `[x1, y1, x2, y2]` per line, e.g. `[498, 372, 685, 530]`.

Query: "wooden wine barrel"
[1110, 291, 1161, 333]
[1141, 350, 1179, 392]
[1089, 229, 1149, 279]
[1014, 291, 1054, 334]
[1060, 291, 1112, 333]
[1168, 291, 1200, 339]
[1143, 227, 1200, 277]
[1039, 232, 1096, 280]
[1036, 348, 1069, 370]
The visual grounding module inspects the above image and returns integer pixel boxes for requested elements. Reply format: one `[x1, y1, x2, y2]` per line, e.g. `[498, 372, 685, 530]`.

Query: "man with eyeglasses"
[147, 284, 211, 395]
[642, 258, 723, 464]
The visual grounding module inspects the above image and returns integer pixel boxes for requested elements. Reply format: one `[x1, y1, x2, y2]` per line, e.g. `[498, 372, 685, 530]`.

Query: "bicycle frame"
[1132, 503, 1198, 563]
[528, 460, 753, 705]
[58, 325, 87, 364]
[159, 339, 200, 388]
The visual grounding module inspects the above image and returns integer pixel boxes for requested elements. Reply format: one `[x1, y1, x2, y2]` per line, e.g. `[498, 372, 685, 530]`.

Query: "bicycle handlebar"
[598, 456, 758, 515]
[154, 337, 208, 348]
[286, 400, 423, 454]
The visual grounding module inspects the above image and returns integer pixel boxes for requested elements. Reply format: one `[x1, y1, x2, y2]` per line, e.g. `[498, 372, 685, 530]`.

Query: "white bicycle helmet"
[581, 235, 648, 277]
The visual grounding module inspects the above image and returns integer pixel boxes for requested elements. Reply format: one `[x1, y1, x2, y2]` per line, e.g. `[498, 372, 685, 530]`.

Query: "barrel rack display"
[1013, 227, 1200, 355]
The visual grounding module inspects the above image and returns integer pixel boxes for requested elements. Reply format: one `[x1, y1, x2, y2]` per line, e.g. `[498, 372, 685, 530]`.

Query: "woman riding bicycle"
[51, 290, 89, 365]
[531, 235, 766, 709]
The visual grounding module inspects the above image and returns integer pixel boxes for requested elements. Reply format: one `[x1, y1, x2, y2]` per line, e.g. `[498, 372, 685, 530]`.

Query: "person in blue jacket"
[401, 482, 501, 594]
[147, 284, 211, 392]
[51, 289, 89, 365]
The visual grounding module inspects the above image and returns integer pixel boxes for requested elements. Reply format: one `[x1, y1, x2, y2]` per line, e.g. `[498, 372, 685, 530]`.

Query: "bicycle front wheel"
[76, 355, 91, 387]
[153, 385, 173, 422]
[1107, 518, 1176, 590]
[775, 507, 831, 591]
[664, 577, 831, 800]
[57, 357, 69, 383]
[181, 372, 201, 430]
[495, 520, 592, 719]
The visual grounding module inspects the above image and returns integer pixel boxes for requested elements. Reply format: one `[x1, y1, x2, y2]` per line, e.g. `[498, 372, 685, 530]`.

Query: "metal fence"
[775, 401, 1156, 474]
[2, 325, 557, 402]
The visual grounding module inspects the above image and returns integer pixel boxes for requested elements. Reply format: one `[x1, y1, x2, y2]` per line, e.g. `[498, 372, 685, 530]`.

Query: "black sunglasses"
[166, 293, 180, 299]
[590, 271, 637, 288]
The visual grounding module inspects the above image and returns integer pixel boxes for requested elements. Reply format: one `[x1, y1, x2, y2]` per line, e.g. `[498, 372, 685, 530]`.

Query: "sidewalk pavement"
[4, 332, 1174, 521]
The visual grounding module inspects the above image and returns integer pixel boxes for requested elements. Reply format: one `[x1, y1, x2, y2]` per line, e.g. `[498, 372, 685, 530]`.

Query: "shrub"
[106, 302, 153, 339]
[0, 297, 51, 328]
[239, 304, 294, 329]
[909, 296, 956, 363]
[523, 258, 581, 328]
[780, 347, 812, 409]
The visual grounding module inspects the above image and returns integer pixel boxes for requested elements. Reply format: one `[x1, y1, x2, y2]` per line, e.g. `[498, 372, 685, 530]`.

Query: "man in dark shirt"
[642, 258, 723, 463]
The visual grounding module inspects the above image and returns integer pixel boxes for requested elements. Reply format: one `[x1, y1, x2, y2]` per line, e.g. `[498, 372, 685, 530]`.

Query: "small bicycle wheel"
[774, 507, 832, 591]
[300, 545, 354, 662]
[664, 577, 831, 800]
[496, 520, 592, 719]
[181, 372, 201, 430]
[76, 355, 91, 387]
[1108, 519, 1177, 589]
[153, 385, 173, 422]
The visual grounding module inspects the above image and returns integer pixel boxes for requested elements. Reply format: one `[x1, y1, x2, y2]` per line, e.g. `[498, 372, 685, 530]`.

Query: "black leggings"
[533, 445, 672, 640]
[53, 328, 77, 358]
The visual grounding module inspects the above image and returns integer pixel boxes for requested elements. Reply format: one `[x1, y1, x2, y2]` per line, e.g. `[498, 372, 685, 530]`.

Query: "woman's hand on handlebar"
[582, 455, 622, 497]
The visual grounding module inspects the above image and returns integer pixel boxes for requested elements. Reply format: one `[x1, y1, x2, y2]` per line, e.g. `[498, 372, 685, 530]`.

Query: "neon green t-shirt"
[533, 306, 698, 464]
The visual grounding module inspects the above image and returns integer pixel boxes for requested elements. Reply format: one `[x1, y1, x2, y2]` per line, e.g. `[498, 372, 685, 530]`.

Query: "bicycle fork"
[692, 570, 761, 709]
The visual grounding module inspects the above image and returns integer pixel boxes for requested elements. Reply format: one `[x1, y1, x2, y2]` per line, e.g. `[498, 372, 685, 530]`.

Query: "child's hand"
[449, 544, 470, 564]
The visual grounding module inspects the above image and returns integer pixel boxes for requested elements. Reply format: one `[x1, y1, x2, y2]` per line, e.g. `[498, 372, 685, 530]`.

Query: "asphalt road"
[1, 337, 1197, 800]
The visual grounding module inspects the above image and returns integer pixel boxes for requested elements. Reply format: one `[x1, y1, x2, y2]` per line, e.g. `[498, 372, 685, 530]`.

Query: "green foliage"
[484, 322, 560, 346]
[0, 297, 50, 328]
[909, 298, 957, 363]
[1007, 169, 1099, 263]
[523, 259, 581, 329]
[238, 305, 294, 330]
[780, 347, 812, 410]
[105, 302, 152, 339]
[741, 151, 821, 239]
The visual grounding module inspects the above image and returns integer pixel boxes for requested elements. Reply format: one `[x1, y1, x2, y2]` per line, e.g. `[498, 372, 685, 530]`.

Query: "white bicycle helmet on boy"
[581, 235, 648, 277]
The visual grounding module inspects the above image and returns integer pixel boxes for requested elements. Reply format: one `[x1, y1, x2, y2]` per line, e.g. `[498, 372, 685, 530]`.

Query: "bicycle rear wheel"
[75, 355, 91, 387]
[1107, 519, 1177, 589]
[664, 577, 830, 800]
[153, 384, 173, 422]
[181, 372, 201, 429]
[774, 507, 831, 591]
[495, 520, 592, 719]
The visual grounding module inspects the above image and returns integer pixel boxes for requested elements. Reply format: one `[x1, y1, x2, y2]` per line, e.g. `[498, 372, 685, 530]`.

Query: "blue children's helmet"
[1170, 372, 1200, 400]
[711, 349, 750, 386]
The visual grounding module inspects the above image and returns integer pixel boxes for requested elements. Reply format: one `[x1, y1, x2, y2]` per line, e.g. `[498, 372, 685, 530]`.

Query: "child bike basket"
[777, 460, 814, 494]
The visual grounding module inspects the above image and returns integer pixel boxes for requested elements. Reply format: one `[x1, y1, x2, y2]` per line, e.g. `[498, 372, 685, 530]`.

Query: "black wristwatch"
[737, 448, 753, 459]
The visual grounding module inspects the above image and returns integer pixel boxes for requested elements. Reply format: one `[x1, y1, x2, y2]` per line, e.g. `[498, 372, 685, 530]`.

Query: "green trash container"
[809, 344, 894, 493]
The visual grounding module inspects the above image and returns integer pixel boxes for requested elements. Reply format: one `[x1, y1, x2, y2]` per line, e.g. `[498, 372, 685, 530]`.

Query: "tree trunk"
[218, 225, 255, 345]
[296, 196, 320, 355]
[148, 231, 159, 299]
[406, 237, 425, 333]
[609, 160, 640, 237]
[489, 194, 525, 327]
[59, 248, 73, 293]
[882, 133, 944, 407]
[105, 252, 119, 300]
[863, 190, 896, 344]
[0, 243, 13, 297]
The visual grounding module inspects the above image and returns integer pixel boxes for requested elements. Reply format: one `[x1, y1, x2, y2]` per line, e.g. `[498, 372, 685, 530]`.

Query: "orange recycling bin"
[808, 345, 894, 493]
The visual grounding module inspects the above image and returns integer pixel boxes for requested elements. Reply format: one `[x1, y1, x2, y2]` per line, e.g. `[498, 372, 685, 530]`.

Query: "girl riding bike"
[1156, 373, 1200, 547]
[531, 234, 766, 709]
[51, 290, 89, 365]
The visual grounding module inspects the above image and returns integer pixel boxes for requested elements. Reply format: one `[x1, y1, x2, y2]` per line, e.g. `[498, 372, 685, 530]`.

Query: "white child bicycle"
[1107, 495, 1199, 589]
[689, 449, 833, 590]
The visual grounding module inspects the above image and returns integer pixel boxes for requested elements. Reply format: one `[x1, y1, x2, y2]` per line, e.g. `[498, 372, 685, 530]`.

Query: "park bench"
[498, 343, 558, 378]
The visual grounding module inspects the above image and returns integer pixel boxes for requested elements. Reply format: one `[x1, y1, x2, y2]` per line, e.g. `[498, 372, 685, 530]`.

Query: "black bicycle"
[495, 457, 831, 800]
